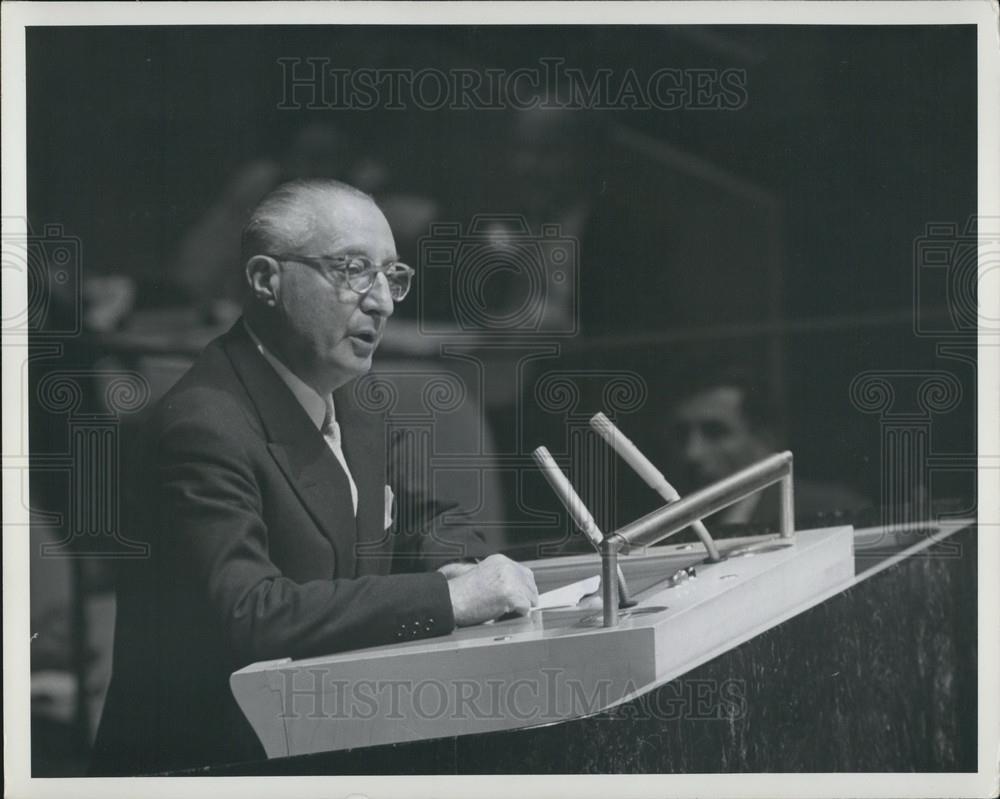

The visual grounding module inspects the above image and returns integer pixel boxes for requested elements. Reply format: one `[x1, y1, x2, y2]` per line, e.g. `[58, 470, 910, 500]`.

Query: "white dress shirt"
[244, 321, 359, 515]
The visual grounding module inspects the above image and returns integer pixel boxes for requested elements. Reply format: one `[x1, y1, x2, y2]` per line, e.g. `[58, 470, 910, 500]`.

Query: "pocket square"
[384, 484, 395, 530]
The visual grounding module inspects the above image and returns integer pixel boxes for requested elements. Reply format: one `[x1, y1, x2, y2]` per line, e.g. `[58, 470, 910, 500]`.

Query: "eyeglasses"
[269, 253, 415, 301]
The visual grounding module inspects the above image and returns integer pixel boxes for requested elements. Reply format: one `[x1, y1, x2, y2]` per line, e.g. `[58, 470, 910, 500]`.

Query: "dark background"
[26, 24, 977, 496]
[28, 25, 974, 290]
[25, 24, 977, 774]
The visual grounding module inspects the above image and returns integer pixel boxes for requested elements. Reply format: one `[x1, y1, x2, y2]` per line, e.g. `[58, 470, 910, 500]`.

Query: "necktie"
[322, 396, 359, 516]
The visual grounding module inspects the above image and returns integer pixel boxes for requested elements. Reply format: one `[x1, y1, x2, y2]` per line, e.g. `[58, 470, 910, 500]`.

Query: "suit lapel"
[222, 322, 358, 576]
[335, 383, 392, 576]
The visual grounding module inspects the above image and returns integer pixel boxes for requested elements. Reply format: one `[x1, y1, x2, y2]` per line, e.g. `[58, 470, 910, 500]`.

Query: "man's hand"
[437, 560, 479, 580]
[444, 554, 539, 627]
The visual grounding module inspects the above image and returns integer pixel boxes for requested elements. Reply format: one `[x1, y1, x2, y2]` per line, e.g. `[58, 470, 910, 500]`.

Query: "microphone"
[532, 446, 602, 550]
[532, 446, 636, 608]
[589, 412, 723, 562]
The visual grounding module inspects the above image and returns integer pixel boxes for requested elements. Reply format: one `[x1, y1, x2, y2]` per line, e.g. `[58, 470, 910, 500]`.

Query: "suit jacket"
[91, 321, 489, 775]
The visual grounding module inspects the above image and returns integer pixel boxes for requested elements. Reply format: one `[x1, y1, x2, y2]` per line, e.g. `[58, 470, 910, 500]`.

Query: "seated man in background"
[91, 178, 537, 775]
[669, 366, 868, 527]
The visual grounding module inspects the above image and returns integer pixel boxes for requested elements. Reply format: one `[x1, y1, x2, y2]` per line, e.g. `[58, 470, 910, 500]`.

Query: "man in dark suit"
[91, 179, 537, 775]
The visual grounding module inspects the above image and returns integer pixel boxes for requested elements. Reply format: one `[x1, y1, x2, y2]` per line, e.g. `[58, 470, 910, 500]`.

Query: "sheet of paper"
[536, 575, 600, 609]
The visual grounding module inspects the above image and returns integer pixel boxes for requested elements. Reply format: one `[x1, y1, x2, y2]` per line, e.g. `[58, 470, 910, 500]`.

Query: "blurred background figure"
[491, 97, 606, 333]
[27, 262, 122, 774]
[169, 121, 355, 322]
[507, 103, 603, 236]
[667, 365, 869, 527]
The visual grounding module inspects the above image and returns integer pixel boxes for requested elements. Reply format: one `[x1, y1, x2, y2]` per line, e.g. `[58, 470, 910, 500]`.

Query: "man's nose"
[361, 271, 394, 317]
[684, 429, 708, 463]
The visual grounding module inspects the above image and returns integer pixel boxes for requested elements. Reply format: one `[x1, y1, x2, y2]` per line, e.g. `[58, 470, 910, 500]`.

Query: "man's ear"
[245, 255, 280, 307]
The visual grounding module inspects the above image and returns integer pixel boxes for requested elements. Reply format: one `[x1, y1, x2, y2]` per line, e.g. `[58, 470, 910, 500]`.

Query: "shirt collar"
[244, 320, 329, 431]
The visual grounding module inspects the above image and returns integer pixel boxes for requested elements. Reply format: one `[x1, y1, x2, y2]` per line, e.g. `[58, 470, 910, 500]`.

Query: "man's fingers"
[508, 573, 539, 616]
[447, 554, 540, 626]
[437, 560, 477, 580]
[506, 587, 534, 616]
[516, 567, 539, 603]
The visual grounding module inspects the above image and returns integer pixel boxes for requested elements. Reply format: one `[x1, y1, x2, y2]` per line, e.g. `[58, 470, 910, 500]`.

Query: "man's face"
[671, 386, 772, 487]
[273, 193, 397, 390]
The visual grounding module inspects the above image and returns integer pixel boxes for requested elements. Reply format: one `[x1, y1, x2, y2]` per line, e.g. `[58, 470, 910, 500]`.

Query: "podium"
[227, 452, 976, 771]
[220, 520, 976, 775]
[231, 523, 854, 758]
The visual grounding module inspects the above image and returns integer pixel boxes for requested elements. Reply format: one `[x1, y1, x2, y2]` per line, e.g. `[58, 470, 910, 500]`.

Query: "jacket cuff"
[387, 571, 455, 643]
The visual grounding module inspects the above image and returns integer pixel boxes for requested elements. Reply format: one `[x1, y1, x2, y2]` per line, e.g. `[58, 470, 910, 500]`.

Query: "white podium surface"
[231, 525, 855, 759]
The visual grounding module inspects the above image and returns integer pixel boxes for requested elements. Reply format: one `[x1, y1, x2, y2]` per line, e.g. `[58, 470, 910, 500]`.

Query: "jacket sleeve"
[154, 395, 456, 667]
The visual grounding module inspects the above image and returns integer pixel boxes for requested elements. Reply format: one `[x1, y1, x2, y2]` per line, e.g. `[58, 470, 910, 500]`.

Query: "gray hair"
[240, 178, 374, 266]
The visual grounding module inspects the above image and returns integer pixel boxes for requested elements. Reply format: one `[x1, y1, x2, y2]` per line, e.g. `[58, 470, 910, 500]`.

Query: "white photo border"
[3, 3, 998, 798]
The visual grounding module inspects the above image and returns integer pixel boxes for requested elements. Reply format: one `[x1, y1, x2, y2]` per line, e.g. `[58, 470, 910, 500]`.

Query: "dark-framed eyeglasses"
[269, 253, 414, 301]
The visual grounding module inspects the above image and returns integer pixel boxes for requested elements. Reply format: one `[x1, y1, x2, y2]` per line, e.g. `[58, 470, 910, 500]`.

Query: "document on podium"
[536, 575, 600, 609]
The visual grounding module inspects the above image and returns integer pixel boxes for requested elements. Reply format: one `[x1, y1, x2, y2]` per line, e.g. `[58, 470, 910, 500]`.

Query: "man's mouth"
[350, 330, 378, 345]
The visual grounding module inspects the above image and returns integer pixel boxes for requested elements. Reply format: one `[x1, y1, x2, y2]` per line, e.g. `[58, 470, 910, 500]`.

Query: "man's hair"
[674, 363, 782, 437]
[240, 178, 374, 267]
